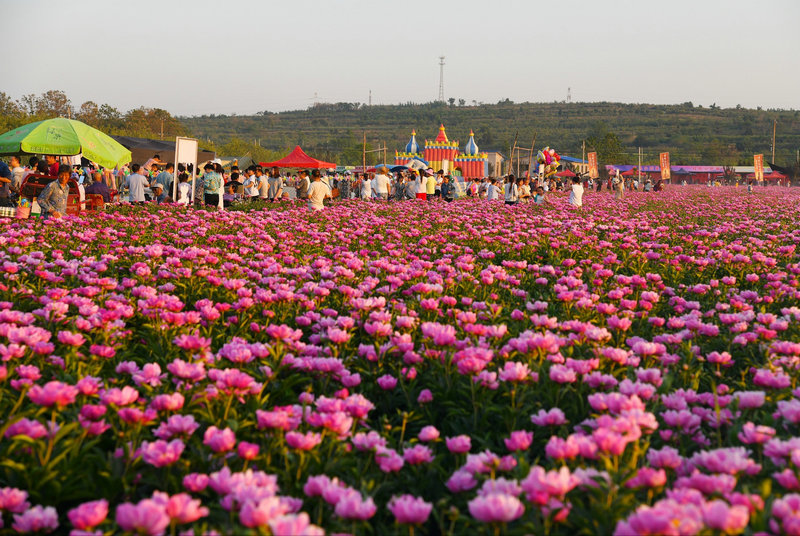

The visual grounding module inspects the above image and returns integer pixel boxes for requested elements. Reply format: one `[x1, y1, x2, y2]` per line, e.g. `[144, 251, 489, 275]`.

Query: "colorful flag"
[588, 152, 598, 179]
[660, 152, 671, 181]
[754, 154, 764, 182]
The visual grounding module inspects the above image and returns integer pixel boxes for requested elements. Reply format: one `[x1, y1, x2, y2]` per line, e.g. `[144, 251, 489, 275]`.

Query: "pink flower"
[0, 487, 30, 513]
[734, 391, 765, 409]
[203, 426, 236, 453]
[140, 439, 185, 467]
[100, 386, 139, 406]
[165, 493, 209, 524]
[182, 473, 209, 493]
[418, 425, 440, 442]
[27, 380, 79, 407]
[68, 499, 108, 530]
[702, 500, 749, 534]
[12, 505, 59, 533]
[417, 389, 433, 404]
[57, 330, 86, 346]
[239, 497, 290, 528]
[334, 490, 377, 520]
[446, 435, 472, 454]
[115, 499, 169, 535]
[447, 470, 478, 493]
[268, 513, 325, 536]
[238, 441, 260, 460]
[5, 418, 48, 440]
[377, 374, 398, 390]
[504, 430, 533, 452]
[286, 431, 323, 450]
[388, 494, 433, 524]
[531, 408, 567, 427]
[375, 447, 405, 472]
[403, 444, 434, 465]
[549, 364, 577, 384]
[468, 493, 524, 523]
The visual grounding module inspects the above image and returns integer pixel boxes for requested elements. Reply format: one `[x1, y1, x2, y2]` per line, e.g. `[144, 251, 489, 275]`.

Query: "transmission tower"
[438, 56, 445, 102]
[567, 87, 572, 103]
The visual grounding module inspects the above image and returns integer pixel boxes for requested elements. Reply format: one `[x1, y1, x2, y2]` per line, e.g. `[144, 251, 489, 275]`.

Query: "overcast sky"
[4, 0, 799, 116]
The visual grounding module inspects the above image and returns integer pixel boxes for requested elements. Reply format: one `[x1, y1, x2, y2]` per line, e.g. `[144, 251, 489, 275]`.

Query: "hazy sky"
[4, 0, 799, 116]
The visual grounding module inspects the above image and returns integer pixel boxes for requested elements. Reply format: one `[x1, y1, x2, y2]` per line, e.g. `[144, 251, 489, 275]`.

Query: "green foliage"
[181, 101, 800, 167]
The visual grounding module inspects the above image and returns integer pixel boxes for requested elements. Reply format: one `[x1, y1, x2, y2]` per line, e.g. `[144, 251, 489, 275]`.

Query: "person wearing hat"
[151, 182, 167, 204]
[38, 164, 72, 219]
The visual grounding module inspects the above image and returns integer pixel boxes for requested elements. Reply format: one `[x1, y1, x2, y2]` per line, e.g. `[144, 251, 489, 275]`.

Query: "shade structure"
[260, 146, 336, 169]
[0, 118, 132, 169]
[556, 169, 576, 178]
[621, 169, 636, 177]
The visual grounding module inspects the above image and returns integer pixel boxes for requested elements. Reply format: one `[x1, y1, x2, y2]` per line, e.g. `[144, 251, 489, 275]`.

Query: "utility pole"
[772, 119, 777, 163]
[638, 147, 642, 183]
[160, 119, 164, 139]
[438, 56, 445, 102]
[369, 90, 372, 106]
[581, 140, 585, 175]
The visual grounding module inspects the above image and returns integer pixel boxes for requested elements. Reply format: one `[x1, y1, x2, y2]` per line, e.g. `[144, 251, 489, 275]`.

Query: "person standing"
[201, 163, 222, 206]
[361, 173, 373, 199]
[9, 156, 24, 194]
[127, 164, 149, 204]
[569, 176, 584, 207]
[374, 167, 391, 200]
[267, 167, 282, 201]
[504, 175, 518, 206]
[307, 170, 330, 211]
[37, 164, 71, 219]
[487, 178, 499, 201]
[426, 170, 436, 201]
[152, 163, 174, 197]
[613, 173, 624, 200]
[296, 169, 311, 200]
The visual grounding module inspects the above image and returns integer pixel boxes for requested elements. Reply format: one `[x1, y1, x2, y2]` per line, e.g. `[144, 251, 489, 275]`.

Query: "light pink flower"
[203, 426, 236, 453]
[387, 494, 433, 524]
[468, 493, 524, 523]
[115, 499, 169, 535]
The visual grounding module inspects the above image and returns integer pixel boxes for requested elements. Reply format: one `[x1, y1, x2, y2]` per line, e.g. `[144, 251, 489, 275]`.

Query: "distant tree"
[36, 90, 73, 118]
[448, 97, 456, 107]
[458, 99, 466, 107]
[0, 92, 24, 131]
[77, 101, 100, 126]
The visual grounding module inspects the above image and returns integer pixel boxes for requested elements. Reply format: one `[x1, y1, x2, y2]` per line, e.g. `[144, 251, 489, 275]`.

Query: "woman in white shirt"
[504, 176, 518, 206]
[569, 177, 584, 207]
[361, 174, 373, 199]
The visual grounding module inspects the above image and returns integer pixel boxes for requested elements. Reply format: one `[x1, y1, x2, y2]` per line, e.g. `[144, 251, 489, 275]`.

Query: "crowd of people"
[1, 152, 675, 218]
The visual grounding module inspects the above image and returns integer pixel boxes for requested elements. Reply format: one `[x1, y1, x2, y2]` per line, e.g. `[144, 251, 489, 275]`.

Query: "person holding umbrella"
[38, 164, 71, 219]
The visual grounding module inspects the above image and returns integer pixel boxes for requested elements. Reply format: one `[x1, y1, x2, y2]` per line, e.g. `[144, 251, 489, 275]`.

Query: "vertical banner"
[588, 152, 598, 178]
[754, 154, 764, 182]
[660, 152, 671, 180]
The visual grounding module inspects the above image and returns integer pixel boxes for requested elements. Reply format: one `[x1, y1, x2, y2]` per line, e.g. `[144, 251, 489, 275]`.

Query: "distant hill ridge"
[180, 101, 800, 166]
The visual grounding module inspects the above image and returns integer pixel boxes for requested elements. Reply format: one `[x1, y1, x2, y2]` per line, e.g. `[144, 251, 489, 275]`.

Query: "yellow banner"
[660, 152, 671, 180]
[588, 152, 598, 179]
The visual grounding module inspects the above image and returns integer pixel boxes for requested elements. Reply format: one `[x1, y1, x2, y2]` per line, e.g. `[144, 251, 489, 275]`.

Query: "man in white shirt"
[127, 164, 149, 203]
[9, 156, 25, 194]
[569, 176, 584, 207]
[373, 167, 391, 200]
[307, 170, 330, 211]
[487, 178, 499, 200]
[243, 167, 259, 197]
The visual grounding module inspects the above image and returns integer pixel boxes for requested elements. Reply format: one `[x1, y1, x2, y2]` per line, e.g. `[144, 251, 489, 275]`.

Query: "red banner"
[754, 154, 764, 182]
[588, 152, 598, 179]
[660, 152, 671, 181]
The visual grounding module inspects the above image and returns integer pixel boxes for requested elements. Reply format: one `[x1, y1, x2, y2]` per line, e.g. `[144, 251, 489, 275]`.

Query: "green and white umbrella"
[0, 117, 132, 169]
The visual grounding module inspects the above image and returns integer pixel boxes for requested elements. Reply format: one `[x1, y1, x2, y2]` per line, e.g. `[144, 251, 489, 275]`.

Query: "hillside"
[181, 101, 800, 167]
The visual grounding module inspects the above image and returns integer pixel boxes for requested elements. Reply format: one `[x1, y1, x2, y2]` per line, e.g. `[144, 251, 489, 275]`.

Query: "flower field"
[2, 187, 800, 535]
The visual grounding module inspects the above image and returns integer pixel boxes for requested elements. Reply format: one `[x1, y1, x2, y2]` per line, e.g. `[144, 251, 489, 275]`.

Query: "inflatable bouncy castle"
[395, 125, 488, 179]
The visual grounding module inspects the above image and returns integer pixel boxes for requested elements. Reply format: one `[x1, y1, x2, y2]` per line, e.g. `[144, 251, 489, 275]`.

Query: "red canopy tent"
[260, 146, 336, 169]
[556, 169, 576, 178]
[621, 169, 637, 177]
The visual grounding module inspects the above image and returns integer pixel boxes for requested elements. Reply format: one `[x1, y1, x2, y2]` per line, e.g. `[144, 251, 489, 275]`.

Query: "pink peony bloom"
[468, 493, 524, 523]
[403, 444, 434, 465]
[446, 435, 472, 454]
[203, 426, 236, 453]
[68, 499, 108, 530]
[702, 499, 749, 534]
[239, 497, 290, 528]
[237, 441, 260, 460]
[334, 490, 377, 520]
[27, 380, 79, 407]
[286, 431, 323, 450]
[12, 505, 59, 533]
[504, 430, 534, 452]
[140, 439, 185, 467]
[387, 494, 433, 524]
[115, 499, 169, 535]
[268, 513, 325, 536]
[418, 425, 440, 442]
[165, 493, 209, 524]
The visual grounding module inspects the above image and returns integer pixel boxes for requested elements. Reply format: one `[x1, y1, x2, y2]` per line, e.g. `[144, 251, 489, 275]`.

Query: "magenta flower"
[446, 435, 472, 454]
[12, 505, 59, 533]
[115, 499, 169, 535]
[388, 494, 433, 524]
[237, 441, 260, 460]
[165, 493, 209, 524]
[504, 430, 533, 452]
[403, 444, 434, 465]
[417, 389, 433, 404]
[203, 426, 236, 453]
[468, 492, 524, 523]
[418, 425, 440, 442]
[268, 513, 325, 536]
[286, 431, 323, 450]
[27, 380, 79, 407]
[334, 490, 377, 520]
[239, 497, 290, 528]
[702, 500, 749, 534]
[140, 439, 185, 467]
[0, 487, 30, 513]
[68, 499, 108, 530]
